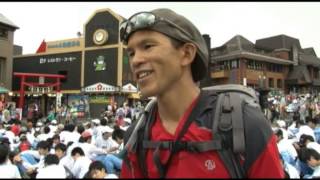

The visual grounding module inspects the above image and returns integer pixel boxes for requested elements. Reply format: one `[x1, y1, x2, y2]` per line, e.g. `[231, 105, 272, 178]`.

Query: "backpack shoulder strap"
[229, 92, 245, 153]
[212, 92, 246, 178]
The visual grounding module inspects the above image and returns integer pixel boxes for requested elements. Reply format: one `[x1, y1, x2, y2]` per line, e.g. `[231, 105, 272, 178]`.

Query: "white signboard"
[121, 83, 138, 93]
[84, 82, 117, 92]
[56, 92, 62, 109]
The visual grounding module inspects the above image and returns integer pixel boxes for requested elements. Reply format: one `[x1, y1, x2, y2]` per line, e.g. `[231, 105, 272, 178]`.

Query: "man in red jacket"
[119, 8, 284, 178]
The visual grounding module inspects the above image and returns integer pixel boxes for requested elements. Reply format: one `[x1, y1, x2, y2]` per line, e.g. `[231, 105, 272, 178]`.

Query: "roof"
[286, 65, 311, 83]
[299, 54, 320, 67]
[223, 35, 255, 52]
[255, 34, 301, 52]
[303, 48, 317, 56]
[0, 13, 19, 29]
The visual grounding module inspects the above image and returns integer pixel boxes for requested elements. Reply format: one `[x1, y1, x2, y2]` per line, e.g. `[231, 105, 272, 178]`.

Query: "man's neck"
[156, 82, 200, 135]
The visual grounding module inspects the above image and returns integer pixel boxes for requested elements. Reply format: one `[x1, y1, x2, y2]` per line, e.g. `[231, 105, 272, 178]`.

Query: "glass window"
[277, 79, 282, 88]
[269, 78, 274, 88]
[0, 28, 8, 39]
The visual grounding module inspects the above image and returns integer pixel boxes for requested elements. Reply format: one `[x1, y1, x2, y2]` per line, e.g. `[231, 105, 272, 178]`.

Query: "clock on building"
[93, 29, 108, 45]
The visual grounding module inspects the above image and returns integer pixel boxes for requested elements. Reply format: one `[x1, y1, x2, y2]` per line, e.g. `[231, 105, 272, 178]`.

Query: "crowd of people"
[2, 93, 319, 179]
[1, 6, 320, 178]
[267, 93, 320, 178]
[0, 101, 143, 178]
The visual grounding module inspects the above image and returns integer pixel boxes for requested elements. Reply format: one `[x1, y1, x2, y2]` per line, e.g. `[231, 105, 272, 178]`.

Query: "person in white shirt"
[296, 119, 316, 141]
[88, 161, 118, 179]
[36, 154, 66, 178]
[275, 129, 298, 166]
[0, 144, 21, 178]
[37, 126, 52, 142]
[95, 126, 118, 153]
[19, 140, 50, 175]
[55, 143, 74, 177]
[302, 148, 320, 178]
[60, 124, 80, 145]
[67, 130, 108, 161]
[71, 147, 92, 178]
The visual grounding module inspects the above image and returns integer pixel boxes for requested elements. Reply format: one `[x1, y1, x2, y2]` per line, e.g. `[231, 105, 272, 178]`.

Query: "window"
[314, 69, 319, 79]
[0, 28, 8, 39]
[247, 60, 263, 70]
[277, 79, 282, 88]
[0, 57, 5, 83]
[269, 78, 274, 88]
[266, 63, 283, 73]
[231, 60, 239, 69]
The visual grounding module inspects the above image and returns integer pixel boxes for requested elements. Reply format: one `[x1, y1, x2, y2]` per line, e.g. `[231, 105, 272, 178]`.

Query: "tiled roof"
[299, 54, 320, 67]
[287, 65, 311, 83]
[255, 34, 301, 51]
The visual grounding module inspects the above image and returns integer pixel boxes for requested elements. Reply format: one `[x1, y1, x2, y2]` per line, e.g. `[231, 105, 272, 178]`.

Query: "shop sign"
[47, 40, 80, 49]
[89, 95, 111, 104]
[121, 83, 138, 93]
[28, 86, 53, 93]
[56, 92, 62, 108]
[39, 56, 77, 64]
[84, 83, 117, 92]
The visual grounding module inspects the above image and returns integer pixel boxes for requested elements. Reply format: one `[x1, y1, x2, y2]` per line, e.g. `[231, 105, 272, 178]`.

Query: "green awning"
[0, 86, 9, 93]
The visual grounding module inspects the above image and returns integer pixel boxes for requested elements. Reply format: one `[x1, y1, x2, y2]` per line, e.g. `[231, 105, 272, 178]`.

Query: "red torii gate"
[13, 72, 66, 108]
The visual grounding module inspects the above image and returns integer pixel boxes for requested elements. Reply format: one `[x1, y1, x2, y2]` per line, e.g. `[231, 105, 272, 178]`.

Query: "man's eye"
[144, 44, 154, 49]
[127, 51, 135, 58]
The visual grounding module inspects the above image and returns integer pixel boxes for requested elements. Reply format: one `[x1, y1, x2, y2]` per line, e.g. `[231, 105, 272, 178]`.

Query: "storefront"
[12, 8, 137, 118]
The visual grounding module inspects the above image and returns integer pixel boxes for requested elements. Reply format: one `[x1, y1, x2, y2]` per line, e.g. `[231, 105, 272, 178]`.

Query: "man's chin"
[139, 89, 155, 99]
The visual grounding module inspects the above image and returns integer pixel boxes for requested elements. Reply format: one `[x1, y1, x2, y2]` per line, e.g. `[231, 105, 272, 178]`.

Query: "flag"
[36, 39, 46, 53]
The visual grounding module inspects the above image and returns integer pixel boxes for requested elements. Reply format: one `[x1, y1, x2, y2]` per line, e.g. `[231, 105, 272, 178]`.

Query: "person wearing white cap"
[49, 120, 58, 134]
[91, 119, 101, 144]
[94, 126, 118, 153]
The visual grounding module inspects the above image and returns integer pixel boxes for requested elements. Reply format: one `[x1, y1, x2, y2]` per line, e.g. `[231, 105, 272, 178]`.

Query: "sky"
[1, 2, 320, 56]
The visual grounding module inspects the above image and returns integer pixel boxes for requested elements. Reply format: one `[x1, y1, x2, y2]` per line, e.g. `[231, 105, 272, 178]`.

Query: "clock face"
[93, 29, 108, 45]
[95, 32, 104, 42]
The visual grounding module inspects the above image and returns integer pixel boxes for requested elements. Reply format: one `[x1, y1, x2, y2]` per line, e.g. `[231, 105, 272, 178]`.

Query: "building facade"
[0, 13, 18, 92]
[210, 34, 320, 95]
[12, 9, 136, 118]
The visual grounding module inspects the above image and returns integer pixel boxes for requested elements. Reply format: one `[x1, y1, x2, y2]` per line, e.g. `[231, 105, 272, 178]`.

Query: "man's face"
[102, 132, 111, 140]
[53, 138, 60, 145]
[38, 148, 48, 156]
[55, 149, 64, 159]
[307, 156, 318, 168]
[90, 169, 106, 179]
[127, 30, 185, 98]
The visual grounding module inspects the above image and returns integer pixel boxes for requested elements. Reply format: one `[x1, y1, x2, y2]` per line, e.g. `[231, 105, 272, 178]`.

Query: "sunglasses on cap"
[120, 12, 192, 43]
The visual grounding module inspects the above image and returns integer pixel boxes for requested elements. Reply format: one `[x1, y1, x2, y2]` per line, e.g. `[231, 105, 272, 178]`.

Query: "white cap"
[36, 122, 43, 127]
[51, 120, 57, 124]
[124, 118, 132, 124]
[101, 126, 114, 134]
[120, 126, 129, 131]
[276, 120, 286, 128]
[92, 119, 100, 125]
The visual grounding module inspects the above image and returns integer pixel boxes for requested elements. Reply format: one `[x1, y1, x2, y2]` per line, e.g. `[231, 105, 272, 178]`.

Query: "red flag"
[36, 39, 46, 53]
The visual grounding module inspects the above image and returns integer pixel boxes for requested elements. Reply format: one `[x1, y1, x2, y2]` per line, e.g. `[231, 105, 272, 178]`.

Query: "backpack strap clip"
[219, 93, 233, 131]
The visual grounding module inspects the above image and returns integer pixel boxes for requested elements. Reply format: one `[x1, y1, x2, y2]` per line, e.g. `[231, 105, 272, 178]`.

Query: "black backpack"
[124, 84, 261, 178]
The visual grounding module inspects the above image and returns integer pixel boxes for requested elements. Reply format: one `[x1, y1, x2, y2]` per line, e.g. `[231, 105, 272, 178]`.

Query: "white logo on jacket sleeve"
[205, 160, 216, 171]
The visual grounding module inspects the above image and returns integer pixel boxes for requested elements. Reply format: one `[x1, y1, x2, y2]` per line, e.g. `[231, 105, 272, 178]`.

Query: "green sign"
[89, 95, 110, 104]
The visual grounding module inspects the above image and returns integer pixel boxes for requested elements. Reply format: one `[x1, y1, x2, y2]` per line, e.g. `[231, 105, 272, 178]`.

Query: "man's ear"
[181, 43, 197, 66]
